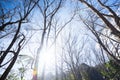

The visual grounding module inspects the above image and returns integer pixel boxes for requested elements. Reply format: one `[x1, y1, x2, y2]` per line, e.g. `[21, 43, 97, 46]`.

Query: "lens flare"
[32, 68, 37, 80]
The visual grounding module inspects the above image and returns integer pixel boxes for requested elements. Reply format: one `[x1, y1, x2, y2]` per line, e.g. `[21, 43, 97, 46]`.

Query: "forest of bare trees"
[0, 0, 120, 80]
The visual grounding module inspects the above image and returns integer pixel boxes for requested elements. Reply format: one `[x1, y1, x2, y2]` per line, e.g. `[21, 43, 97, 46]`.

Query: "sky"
[0, 0, 113, 79]
[16, 1, 91, 79]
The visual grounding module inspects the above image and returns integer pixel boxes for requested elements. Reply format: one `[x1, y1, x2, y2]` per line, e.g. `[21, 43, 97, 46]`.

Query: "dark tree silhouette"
[78, 0, 120, 65]
[0, 0, 39, 79]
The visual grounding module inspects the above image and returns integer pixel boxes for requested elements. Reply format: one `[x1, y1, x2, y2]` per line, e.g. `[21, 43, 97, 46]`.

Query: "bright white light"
[38, 44, 56, 75]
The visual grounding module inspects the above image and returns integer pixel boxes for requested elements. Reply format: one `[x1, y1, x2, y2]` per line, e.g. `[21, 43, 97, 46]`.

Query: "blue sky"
[0, 0, 114, 79]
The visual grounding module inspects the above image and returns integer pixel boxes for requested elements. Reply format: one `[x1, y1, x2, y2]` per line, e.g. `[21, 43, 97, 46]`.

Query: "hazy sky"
[0, 0, 108, 79]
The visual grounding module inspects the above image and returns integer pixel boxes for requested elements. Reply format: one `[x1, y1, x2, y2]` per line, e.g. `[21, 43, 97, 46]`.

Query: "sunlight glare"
[38, 44, 56, 74]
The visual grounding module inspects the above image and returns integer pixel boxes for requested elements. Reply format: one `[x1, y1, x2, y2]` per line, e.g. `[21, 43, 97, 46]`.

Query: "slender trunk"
[0, 42, 21, 80]
[33, 26, 46, 80]
[0, 21, 21, 65]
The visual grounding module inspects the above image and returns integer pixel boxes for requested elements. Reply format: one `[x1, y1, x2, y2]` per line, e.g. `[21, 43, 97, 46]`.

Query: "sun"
[38, 44, 56, 74]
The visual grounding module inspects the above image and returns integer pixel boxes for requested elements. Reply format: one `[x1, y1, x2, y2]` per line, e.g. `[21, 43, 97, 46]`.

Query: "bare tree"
[78, 0, 120, 65]
[59, 31, 88, 80]
[32, 0, 65, 80]
[0, 0, 39, 79]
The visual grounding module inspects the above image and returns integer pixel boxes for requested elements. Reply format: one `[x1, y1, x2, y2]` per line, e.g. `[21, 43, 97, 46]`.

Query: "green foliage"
[100, 60, 120, 80]
[81, 71, 89, 80]
[5, 72, 19, 80]
[18, 67, 26, 74]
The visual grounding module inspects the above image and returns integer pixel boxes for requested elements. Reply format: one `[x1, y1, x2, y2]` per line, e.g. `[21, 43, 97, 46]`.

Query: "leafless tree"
[59, 31, 88, 80]
[32, 0, 65, 80]
[78, 0, 120, 65]
[0, 0, 39, 79]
